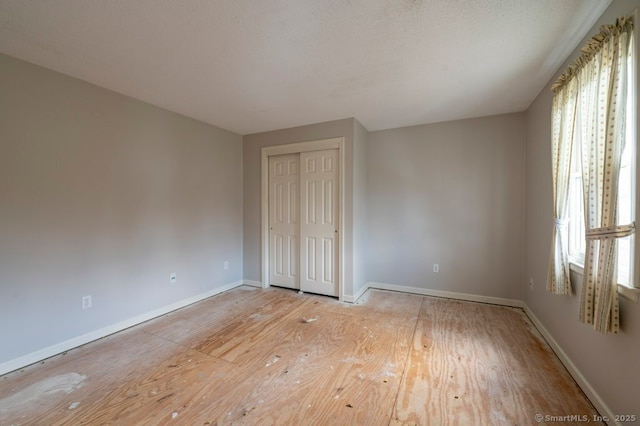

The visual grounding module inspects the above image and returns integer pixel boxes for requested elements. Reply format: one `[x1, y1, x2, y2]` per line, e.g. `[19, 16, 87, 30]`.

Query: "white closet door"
[269, 154, 299, 289]
[300, 149, 339, 296]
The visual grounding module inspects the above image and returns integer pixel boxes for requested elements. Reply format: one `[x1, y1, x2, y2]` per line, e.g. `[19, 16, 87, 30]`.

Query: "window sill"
[568, 260, 640, 302]
[618, 284, 640, 302]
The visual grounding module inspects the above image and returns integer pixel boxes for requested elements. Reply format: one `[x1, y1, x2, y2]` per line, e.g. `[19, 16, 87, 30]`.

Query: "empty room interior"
[2, 0, 640, 424]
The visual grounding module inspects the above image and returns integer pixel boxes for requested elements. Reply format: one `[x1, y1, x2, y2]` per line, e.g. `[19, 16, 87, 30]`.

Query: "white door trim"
[261, 137, 345, 301]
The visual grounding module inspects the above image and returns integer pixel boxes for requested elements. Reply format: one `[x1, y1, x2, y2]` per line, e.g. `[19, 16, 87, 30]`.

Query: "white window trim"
[633, 8, 640, 298]
[569, 260, 639, 302]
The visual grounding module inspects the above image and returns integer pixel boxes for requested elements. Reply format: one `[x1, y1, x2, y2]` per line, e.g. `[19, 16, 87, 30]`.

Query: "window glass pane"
[569, 174, 585, 259]
[615, 37, 635, 286]
[618, 236, 631, 285]
[568, 135, 585, 261]
[618, 162, 631, 285]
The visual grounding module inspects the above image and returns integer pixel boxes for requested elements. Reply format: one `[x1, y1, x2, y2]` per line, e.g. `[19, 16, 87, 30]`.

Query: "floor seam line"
[388, 296, 424, 425]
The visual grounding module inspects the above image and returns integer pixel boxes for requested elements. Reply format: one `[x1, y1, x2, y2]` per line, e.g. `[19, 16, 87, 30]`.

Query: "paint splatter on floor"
[0, 372, 86, 412]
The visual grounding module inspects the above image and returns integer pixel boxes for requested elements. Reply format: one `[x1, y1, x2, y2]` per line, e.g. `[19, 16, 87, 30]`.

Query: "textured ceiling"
[0, 0, 611, 135]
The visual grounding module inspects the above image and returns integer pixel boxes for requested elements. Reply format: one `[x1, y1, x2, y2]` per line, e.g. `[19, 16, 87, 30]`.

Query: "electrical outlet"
[224, 261, 229, 270]
[82, 295, 92, 310]
[170, 273, 177, 284]
[529, 278, 534, 289]
[433, 264, 440, 273]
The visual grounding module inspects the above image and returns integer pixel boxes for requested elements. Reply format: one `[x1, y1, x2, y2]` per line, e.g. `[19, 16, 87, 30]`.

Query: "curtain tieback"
[585, 222, 635, 240]
[554, 218, 569, 228]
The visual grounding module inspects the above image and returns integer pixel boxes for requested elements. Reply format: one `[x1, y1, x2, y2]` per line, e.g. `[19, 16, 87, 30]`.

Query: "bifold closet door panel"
[268, 153, 299, 289]
[299, 149, 339, 297]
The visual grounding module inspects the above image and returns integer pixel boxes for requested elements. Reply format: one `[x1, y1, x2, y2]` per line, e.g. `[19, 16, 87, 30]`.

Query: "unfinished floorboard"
[0, 287, 601, 425]
[0, 329, 183, 425]
[392, 297, 601, 425]
[213, 305, 414, 424]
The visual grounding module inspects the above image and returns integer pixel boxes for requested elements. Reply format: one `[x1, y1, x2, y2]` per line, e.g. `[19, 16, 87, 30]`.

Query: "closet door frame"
[261, 137, 345, 301]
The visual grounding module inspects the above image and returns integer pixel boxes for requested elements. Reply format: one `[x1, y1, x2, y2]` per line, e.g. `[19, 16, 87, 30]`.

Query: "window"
[567, 32, 636, 289]
[567, 136, 585, 266]
[551, 16, 639, 332]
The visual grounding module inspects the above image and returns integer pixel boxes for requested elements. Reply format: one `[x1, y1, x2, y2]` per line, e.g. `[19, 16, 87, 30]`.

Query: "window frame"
[566, 10, 640, 302]
[631, 9, 640, 299]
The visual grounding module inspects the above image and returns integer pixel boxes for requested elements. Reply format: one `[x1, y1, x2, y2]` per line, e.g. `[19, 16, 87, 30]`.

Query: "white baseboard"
[343, 282, 371, 303]
[243, 279, 263, 288]
[0, 280, 244, 377]
[366, 281, 524, 308]
[522, 304, 614, 424]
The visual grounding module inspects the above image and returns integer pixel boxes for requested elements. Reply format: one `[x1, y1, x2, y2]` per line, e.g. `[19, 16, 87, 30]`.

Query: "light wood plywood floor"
[0, 287, 600, 425]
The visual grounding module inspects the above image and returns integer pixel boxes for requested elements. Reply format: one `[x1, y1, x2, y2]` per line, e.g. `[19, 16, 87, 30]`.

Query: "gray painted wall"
[524, 0, 640, 416]
[242, 118, 358, 297]
[367, 114, 525, 300]
[0, 54, 243, 364]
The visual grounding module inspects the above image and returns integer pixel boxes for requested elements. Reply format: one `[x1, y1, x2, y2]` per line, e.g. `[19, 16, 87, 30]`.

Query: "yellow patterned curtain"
[547, 78, 577, 295]
[552, 17, 634, 333]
